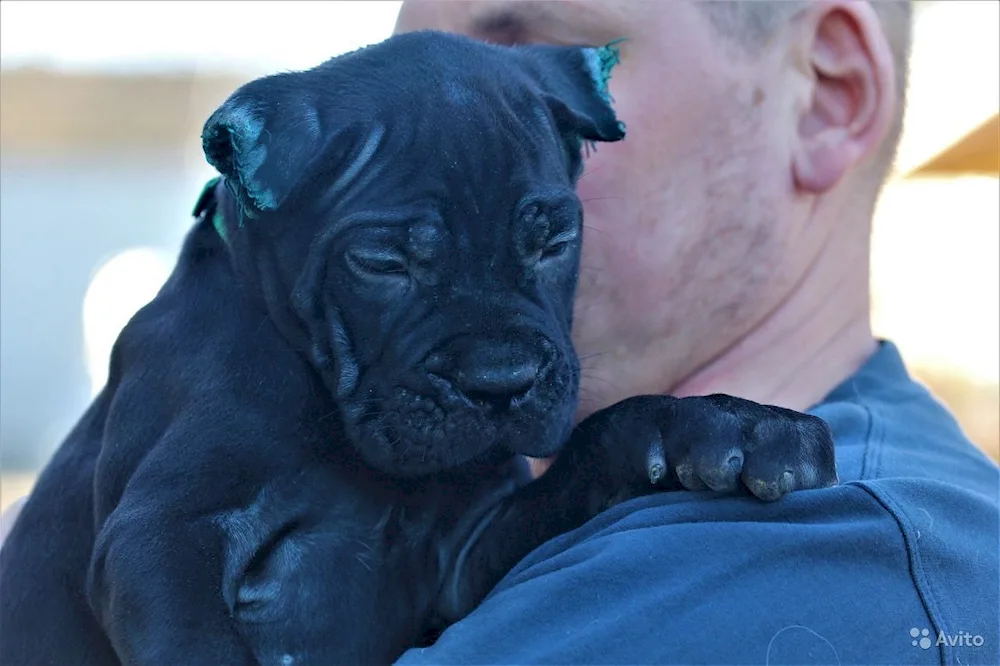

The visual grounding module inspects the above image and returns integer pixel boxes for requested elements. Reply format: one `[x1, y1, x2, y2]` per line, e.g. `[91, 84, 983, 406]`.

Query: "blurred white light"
[82, 247, 173, 397]
[0, 1, 403, 75]
[894, 1, 1000, 175]
[872, 176, 1000, 385]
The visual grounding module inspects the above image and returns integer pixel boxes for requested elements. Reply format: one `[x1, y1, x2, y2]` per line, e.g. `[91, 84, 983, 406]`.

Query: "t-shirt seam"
[857, 398, 885, 480]
[849, 481, 948, 666]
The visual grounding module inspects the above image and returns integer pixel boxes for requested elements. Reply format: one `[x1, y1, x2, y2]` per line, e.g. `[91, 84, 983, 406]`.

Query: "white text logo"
[910, 627, 986, 650]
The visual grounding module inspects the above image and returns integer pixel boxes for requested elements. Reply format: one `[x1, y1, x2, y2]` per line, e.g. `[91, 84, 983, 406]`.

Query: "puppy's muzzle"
[425, 335, 555, 411]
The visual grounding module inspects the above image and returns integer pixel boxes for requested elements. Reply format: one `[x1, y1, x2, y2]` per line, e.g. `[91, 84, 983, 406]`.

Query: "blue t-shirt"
[397, 341, 999, 665]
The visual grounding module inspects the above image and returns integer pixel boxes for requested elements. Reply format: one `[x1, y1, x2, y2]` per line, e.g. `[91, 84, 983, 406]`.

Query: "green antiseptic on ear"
[212, 208, 228, 243]
[193, 176, 221, 215]
[192, 176, 230, 243]
[583, 38, 627, 104]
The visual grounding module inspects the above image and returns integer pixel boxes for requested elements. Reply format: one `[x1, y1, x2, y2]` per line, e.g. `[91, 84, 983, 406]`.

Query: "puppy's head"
[202, 31, 625, 476]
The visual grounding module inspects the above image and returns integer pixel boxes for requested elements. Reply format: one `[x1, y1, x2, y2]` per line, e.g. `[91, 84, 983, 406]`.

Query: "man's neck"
[671, 307, 877, 412]
[669, 219, 878, 412]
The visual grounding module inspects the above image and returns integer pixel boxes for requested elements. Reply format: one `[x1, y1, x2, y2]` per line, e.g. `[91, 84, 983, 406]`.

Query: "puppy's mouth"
[424, 370, 536, 414]
[346, 359, 578, 477]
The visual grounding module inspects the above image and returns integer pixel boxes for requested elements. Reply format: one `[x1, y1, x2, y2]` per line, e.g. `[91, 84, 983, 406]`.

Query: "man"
[2, 1, 997, 664]
[385, 1, 1000, 664]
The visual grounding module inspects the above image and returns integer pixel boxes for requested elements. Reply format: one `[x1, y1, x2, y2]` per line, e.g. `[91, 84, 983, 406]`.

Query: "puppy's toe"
[742, 471, 789, 502]
[692, 446, 744, 493]
[742, 415, 838, 496]
[675, 461, 708, 491]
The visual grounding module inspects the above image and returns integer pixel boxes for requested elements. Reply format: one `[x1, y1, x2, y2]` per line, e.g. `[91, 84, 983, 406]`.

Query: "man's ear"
[517, 40, 628, 144]
[791, 2, 896, 193]
[201, 82, 324, 217]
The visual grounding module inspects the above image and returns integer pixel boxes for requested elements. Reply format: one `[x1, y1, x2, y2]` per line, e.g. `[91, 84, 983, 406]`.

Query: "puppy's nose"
[453, 341, 542, 406]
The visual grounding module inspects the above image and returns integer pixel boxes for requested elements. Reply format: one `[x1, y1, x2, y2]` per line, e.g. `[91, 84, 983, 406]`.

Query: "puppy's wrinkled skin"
[0, 31, 837, 666]
[200, 34, 623, 478]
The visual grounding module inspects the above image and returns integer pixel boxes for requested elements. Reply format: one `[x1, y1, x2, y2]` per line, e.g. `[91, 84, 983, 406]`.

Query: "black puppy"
[0, 31, 837, 666]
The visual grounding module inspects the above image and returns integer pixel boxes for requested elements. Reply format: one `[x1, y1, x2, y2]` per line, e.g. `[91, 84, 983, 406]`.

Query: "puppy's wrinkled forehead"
[201, 31, 625, 225]
[371, 87, 560, 213]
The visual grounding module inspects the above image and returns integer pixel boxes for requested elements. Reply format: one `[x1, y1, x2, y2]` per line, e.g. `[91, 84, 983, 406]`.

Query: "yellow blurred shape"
[910, 113, 999, 177]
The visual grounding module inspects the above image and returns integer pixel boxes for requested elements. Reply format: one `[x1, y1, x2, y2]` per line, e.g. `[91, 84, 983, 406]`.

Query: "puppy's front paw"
[578, 393, 838, 503]
[673, 394, 837, 501]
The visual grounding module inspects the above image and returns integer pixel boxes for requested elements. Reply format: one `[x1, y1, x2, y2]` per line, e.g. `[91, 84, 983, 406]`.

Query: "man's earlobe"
[792, 3, 896, 193]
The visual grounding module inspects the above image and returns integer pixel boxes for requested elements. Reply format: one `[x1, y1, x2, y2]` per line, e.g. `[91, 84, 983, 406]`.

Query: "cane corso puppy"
[0, 31, 837, 666]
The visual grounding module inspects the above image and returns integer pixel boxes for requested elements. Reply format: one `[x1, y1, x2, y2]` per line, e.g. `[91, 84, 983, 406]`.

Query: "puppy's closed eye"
[541, 230, 578, 261]
[346, 248, 409, 279]
[515, 195, 581, 266]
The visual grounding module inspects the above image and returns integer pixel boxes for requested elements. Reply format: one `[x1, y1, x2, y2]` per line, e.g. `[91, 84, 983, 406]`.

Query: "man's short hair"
[697, 0, 914, 184]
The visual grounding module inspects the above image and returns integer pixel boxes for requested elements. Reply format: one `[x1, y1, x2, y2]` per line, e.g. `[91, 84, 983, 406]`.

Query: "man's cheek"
[576, 148, 633, 227]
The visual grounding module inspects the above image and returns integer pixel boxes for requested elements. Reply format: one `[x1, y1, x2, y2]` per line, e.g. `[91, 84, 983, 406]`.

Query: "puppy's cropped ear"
[517, 40, 627, 144]
[202, 84, 323, 217]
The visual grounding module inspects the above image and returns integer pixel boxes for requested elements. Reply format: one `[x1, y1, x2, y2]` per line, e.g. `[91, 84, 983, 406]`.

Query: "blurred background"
[1, 1, 997, 510]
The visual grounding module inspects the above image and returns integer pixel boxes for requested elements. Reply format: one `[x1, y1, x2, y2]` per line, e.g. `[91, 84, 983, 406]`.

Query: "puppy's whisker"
[580, 372, 623, 393]
[577, 164, 606, 180]
[576, 387, 604, 400]
[255, 317, 270, 337]
[317, 410, 341, 424]
[355, 552, 374, 573]
[580, 196, 623, 204]
[582, 224, 611, 237]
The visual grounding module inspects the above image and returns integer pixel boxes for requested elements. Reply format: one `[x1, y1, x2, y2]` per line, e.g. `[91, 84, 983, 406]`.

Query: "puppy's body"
[0, 32, 838, 666]
[2, 197, 532, 664]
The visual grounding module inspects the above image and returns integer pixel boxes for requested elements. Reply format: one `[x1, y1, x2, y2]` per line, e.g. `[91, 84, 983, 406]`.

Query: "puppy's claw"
[779, 471, 796, 494]
[646, 433, 666, 485]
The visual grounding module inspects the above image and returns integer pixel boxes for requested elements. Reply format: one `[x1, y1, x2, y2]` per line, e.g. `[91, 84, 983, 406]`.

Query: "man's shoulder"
[812, 340, 997, 496]
[805, 341, 1000, 665]
[397, 342, 999, 665]
[400, 484, 962, 665]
